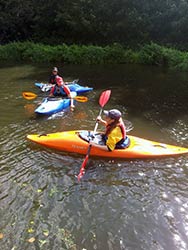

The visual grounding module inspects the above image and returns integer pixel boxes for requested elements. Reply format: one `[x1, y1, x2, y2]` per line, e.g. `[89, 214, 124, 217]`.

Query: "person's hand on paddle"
[96, 116, 106, 126]
[96, 115, 101, 121]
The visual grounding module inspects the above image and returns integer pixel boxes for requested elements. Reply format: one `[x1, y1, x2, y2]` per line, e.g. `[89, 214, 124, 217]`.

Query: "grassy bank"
[0, 42, 188, 71]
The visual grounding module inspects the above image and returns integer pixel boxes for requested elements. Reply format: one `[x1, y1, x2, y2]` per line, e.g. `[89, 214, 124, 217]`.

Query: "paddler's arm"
[96, 116, 107, 126]
[69, 91, 75, 110]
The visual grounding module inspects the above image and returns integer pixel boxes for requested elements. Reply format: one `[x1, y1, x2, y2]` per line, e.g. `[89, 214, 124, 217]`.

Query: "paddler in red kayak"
[49, 76, 75, 110]
[90, 109, 130, 151]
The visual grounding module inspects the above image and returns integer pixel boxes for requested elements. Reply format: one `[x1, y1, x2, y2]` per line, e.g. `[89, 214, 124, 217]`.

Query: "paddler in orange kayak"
[90, 109, 130, 151]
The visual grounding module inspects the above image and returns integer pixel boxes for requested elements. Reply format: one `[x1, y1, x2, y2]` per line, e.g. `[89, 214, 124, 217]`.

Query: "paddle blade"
[22, 92, 37, 100]
[77, 156, 89, 181]
[99, 90, 111, 108]
[74, 96, 88, 102]
[77, 144, 92, 181]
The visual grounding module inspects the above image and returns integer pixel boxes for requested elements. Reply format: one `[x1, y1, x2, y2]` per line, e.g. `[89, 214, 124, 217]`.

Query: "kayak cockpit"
[78, 130, 130, 149]
[78, 131, 105, 145]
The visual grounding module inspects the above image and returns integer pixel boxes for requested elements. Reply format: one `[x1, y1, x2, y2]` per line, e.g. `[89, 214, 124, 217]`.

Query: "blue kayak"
[35, 92, 77, 115]
[35, 82, 93, 94]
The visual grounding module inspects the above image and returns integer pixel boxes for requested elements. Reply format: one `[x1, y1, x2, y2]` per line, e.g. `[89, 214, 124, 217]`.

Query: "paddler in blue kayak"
[49, 76, 75, 110]
[48, 66, 69, 89]
[90, 109, 129, 151]
[49, 76, 70, 96]
[48, 67, 59, 84]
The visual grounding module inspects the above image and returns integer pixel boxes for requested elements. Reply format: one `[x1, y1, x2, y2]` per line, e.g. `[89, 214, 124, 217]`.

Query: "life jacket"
[53, 86, 65, 96]
[51, 77, 71, 96]
[105, 122, 126, 139]
[52, 86, 71, 96]
[49, 75, 57, 84]
[103, 122, 129, 149]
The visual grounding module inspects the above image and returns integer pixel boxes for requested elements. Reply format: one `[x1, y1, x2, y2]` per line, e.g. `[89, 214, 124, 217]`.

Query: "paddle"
[77, 89, 111, 181]
[22, 91, 88, 102]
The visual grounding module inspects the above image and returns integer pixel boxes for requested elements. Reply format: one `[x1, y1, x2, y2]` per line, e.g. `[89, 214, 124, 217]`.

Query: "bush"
[138, 43, 165, 66]
[0, 42, 29, 61]
[0, 41, 188, 71]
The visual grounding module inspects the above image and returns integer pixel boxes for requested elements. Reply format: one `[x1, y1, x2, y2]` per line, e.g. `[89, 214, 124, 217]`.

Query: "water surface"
[0, 63, 188, 250]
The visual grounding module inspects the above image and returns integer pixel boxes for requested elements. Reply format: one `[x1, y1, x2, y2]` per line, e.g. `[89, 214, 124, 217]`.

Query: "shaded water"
[0, 63, 188, 249]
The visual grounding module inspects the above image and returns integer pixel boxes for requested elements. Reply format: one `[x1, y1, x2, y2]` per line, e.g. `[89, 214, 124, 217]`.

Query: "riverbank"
[0, 42, 188, 71]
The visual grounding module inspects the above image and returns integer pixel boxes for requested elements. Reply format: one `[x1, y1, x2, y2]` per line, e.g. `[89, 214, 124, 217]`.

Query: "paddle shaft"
[77, 144, 92, 181]
[77, 90, 111, 181]
[93, 108, 103, 135]
[77, 108, 103, 181]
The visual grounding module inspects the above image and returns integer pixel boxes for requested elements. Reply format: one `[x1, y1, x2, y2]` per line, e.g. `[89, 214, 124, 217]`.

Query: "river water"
[0, 63, 188, 250]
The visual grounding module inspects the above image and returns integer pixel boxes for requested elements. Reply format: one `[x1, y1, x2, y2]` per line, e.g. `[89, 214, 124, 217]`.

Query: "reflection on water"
[24, 104, 36, 118]
[0, 64, 188, 249]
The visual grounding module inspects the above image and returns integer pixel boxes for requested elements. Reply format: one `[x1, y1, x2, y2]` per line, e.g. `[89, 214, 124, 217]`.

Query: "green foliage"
[0, 42, 136, 64]
[22, 43, 61, 63]
[1, 0, 188, 48]
[61, 45, 85, 64]
[1, 41, 188, 71]
[0, 42, 29, 61]
[138, 43, 165, 66]
[162, 47, 188, 71]
[138, 42, 188, 71]
[103, 44, 139, 64]
[104, 44, 126, 63]
[80, 45, 106, 64]
[174, 56, 188, 71]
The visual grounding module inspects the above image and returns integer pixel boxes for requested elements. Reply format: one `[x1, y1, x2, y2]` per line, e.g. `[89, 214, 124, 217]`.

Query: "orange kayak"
[27, 130, 188, 159]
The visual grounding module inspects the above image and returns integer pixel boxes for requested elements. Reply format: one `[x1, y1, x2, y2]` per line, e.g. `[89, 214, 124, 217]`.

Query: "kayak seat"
[78, 131, 105, 145]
